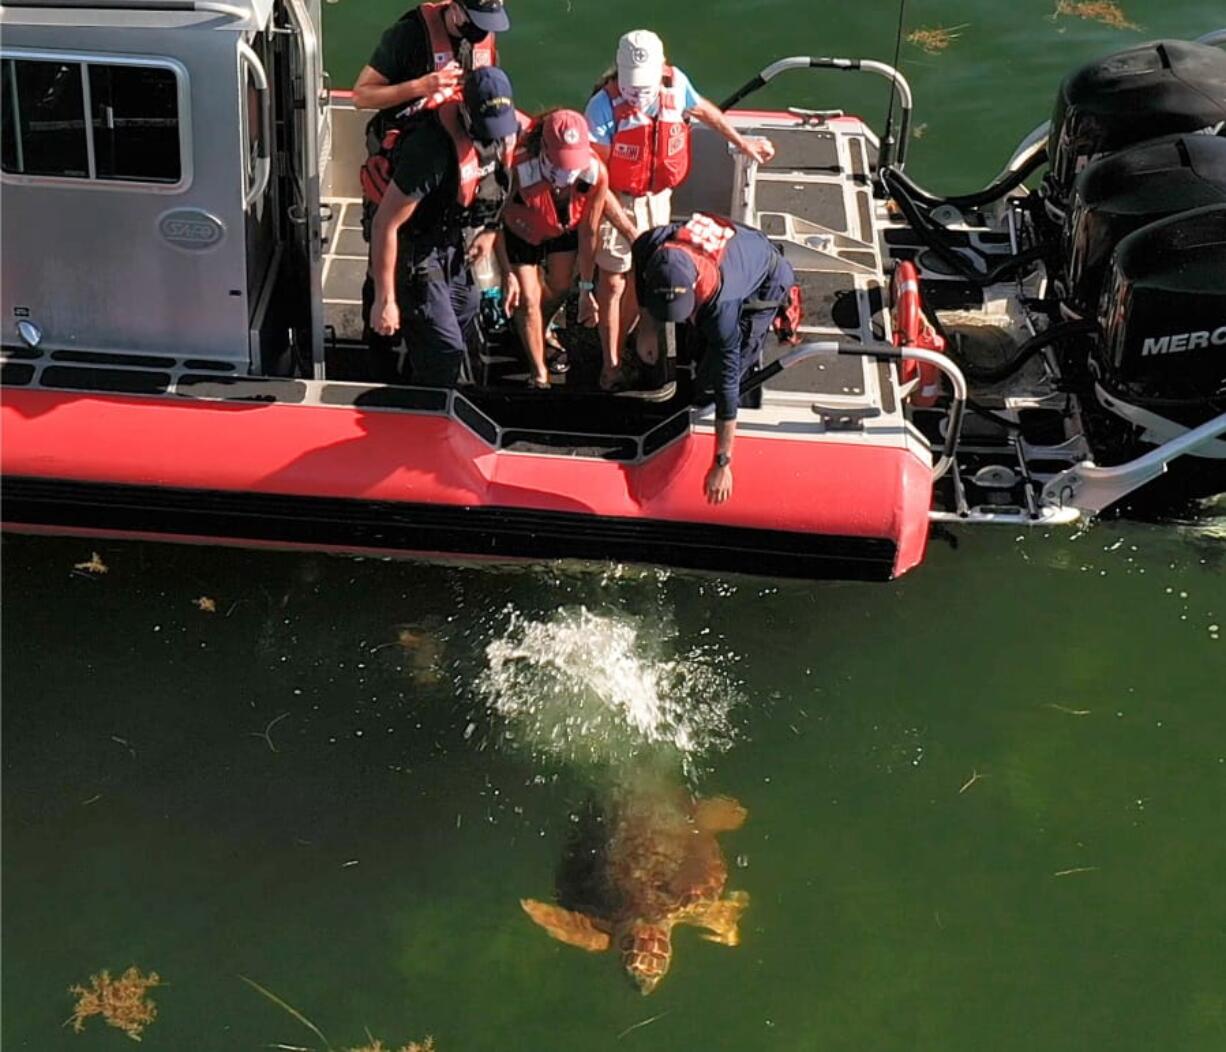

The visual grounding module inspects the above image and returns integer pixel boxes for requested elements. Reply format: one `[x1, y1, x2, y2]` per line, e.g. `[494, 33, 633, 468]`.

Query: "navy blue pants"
[363, 235, 478, 387]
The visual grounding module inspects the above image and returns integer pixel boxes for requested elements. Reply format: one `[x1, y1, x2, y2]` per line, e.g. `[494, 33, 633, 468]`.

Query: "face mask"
[540, 156, 580, 188]
[457, 18, 489, 44]
[621, 84, 659, 112]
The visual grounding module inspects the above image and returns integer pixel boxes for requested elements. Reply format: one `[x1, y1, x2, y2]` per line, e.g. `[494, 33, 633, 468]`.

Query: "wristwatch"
[714, 452, 732, 468]
[578, 278, 596, 292]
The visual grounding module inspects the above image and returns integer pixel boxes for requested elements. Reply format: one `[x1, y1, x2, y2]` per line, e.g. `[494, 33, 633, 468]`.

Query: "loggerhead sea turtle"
[521, 782, 749, 994]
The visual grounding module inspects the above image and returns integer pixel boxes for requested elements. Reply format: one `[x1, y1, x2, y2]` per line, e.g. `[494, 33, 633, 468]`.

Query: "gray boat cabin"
[1, 0, 328, 374]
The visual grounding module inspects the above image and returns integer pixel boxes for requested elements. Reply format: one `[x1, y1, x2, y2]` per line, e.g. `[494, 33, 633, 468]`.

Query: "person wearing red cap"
[497, 110, 630, 387]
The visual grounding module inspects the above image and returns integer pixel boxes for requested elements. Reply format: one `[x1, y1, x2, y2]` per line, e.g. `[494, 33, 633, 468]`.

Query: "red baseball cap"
[541, 110, 591, 170]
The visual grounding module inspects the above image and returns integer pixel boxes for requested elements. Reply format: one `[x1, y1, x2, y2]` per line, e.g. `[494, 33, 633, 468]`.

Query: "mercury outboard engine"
[1063, 134, 1226, 317]
[1045, 40, 1226, 217]
[1094, 204, 1226, 438]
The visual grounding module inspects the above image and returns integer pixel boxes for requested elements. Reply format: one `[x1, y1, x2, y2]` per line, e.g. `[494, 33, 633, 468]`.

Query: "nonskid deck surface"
[321, 112, 916, 459]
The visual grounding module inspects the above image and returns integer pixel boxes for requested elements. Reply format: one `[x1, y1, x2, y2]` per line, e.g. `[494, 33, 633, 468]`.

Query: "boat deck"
[321, 106, 916, 458]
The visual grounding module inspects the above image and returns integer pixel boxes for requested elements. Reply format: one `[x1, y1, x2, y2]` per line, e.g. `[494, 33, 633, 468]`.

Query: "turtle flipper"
[520, 899, 611, 952]
[693, 795, 747, 833]
[694, 890, 750, 946]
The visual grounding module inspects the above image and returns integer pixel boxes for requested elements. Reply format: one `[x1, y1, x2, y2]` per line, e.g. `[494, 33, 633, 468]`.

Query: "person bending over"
[634, 213, 795, 504]
[498, 110, 626, 388]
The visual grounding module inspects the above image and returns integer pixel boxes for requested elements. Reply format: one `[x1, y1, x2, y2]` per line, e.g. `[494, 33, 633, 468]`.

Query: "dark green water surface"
[4, 2, 1226, 1049]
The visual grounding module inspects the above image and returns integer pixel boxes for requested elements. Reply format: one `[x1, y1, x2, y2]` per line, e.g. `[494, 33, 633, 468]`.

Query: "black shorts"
[504, 227, 579, 267]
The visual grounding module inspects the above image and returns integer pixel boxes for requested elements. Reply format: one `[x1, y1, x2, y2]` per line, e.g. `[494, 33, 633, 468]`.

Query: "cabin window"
[2, 57, 182, 185]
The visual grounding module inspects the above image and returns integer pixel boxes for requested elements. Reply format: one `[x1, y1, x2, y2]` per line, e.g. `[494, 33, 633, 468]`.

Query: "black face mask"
[457, 19, 489, 44]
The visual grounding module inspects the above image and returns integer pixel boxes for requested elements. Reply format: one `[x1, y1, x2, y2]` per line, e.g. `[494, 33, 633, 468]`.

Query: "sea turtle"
[521, 782, 749, 994]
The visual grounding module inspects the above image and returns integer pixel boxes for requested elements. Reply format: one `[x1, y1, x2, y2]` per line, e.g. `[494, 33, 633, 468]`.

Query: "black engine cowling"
[1063, 134, 1226, 316]
[1046, 40, 1226, 213]
[1094, 204, 1226, 422]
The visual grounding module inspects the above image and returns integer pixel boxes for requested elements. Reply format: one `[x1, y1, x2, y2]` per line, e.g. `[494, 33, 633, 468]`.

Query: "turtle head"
[619, 920, 672, 995]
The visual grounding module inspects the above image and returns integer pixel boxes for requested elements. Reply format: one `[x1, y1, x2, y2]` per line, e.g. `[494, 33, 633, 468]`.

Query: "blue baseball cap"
[642, 247, 699, 322]
[457, 0, 510, 34]
[463, 66, 518, 142]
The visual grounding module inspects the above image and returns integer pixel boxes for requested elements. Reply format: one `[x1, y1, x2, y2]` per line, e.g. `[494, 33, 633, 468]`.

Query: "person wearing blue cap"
[367, 66, 519, 387]
[354, 1, 510, 124]
[633, 214, 797, 504]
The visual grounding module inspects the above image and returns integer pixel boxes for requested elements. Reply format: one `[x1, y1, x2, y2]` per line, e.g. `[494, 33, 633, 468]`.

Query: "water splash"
[474, 605, 741, 778]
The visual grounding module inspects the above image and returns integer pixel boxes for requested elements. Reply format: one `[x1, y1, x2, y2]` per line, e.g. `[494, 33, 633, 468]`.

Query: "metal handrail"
[1, 0, 251, 17]
[719, 57, 914, 169]
[1042, 410, 1226, 515]
[740, 340, 967, 479]
[237, 40, 270, 209]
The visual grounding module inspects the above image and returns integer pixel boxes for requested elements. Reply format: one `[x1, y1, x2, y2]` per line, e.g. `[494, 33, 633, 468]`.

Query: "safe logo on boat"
[1141, 327, 1226, 356]
[157, 209, 225, 252]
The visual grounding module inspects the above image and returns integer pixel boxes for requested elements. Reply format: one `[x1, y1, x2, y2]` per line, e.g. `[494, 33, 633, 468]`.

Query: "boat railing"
[740, 340, 967, 480]
[1041, 411, 1226, 516]
[718, 56, 914, 169]
[2, 0, 252, 18]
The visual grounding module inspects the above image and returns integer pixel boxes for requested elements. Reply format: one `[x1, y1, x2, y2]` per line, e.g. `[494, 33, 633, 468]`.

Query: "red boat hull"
[1, 389, 931, 579]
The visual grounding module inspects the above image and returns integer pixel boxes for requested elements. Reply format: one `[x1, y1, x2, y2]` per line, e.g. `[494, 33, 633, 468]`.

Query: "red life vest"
[361, 101, 494, 213]
[501, 136, 599, 245]
[410, 0, 498, 114]
[667, 214, 803, 341]
[603, 66, 691, 197]
[663, 213, 735, 304]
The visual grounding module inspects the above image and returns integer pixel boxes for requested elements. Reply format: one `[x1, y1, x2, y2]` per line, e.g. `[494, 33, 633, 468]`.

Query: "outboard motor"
[1045, 40, 1226, 216]
[1094, 204, 1226, 429]
[1063, 134, 1226, 317]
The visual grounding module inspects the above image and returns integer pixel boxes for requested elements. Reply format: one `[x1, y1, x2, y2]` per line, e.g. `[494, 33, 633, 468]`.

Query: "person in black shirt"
[368, 67, 518, 387]
[352, 0, 509, 123]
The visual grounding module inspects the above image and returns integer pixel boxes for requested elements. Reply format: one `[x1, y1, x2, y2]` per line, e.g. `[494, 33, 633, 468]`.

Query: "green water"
[4, 2, 1226, 1049]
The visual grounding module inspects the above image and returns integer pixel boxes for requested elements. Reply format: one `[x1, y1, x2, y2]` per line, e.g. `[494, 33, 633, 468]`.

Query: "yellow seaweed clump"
[1053, 1, 1140, 30]
[906, 25, 967, 55]
[67, 966, 162, 1041]
[347, 1038, 436, 1052]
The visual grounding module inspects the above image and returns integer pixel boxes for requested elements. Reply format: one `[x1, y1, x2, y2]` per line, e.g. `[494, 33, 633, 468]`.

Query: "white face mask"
[540, 156, 580, 188]
[621, 84, 660, 112]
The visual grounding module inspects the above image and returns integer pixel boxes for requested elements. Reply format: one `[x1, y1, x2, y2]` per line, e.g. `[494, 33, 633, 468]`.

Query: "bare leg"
[596, 268, 626, 387]
[621, 271, 641, 360]
[542, 250, 577, 322]
[511, 263, 548, 385]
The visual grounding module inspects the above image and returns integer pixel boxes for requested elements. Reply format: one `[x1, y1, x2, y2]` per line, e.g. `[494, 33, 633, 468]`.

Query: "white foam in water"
[475, 605, 741, 774]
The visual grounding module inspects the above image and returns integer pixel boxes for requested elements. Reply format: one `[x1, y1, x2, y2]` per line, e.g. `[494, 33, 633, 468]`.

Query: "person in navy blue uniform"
[368, 67, 518, 386]
[634, 216, 795, 504]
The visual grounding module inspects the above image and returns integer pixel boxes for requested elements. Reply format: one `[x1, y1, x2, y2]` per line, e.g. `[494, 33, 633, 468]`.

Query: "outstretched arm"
[370, 184, 419, 335]
[591, 143, 639, 242]
[688, 96, 775, 165]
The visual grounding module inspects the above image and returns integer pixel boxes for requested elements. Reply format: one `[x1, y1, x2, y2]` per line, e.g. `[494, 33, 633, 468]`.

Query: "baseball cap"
[456, 0, 510, 33]
[616, 29, 665, 90]
[541, 110, 591, 170]
[463, 66, 518, 141]
[641, 247, 698, 322]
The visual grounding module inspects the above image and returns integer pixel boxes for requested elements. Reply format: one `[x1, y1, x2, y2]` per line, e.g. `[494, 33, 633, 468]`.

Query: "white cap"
[616, 29, 665, 89]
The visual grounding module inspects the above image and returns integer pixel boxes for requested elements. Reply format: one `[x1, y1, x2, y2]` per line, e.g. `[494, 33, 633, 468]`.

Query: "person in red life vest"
[634, 214, 796, 505]
[496, 110, 630, 388]
[353, 0, 508, 123]
[368, 67, 518, 387]
[584, 30, 776, 390]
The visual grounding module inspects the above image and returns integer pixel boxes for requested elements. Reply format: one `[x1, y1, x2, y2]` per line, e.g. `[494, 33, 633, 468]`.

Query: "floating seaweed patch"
[346, 1039, 436, 1052]
[73, 552, 108, 575]
[1052, 1, 1140, 30]
[906, 24, 968, 55]
[67, 966, 162, 1041]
